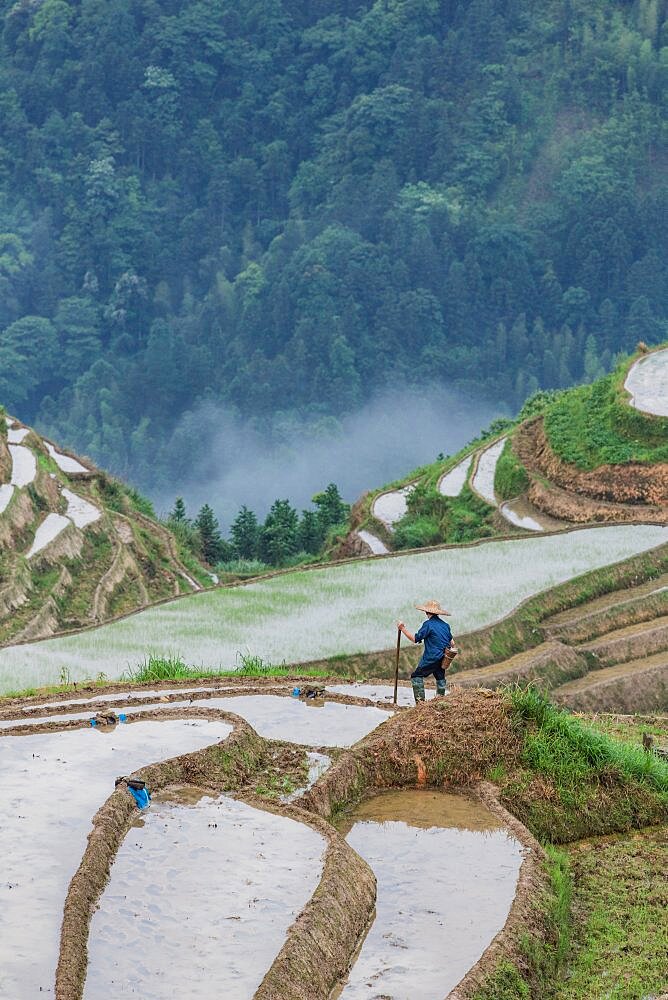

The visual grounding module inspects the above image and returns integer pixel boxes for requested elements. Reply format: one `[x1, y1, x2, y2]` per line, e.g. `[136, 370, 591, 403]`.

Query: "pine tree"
[230, 505, 259, 560]
[298, 509, 323, 554]
[169, 497, 188, 523]
[258, 499, 299, 566]
[195, 504, 224, 565]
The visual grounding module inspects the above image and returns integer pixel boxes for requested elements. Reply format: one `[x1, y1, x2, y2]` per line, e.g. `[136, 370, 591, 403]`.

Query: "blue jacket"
[414, 615, 452, 668]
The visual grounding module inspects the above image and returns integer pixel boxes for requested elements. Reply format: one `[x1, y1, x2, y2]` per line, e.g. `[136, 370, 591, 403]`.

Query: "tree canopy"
[0, 0, 666, 493]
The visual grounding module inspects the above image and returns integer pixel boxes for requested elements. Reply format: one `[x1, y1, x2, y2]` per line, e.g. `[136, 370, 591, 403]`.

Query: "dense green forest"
[168, 481, 350, 574]
[0, 0, 667, 492]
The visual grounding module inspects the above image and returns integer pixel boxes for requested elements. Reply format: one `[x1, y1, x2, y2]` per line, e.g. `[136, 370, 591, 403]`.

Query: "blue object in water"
[118, 713, 127, 723]
[89, 719, 97, 726]
[128, 785, 151, 809]
[292, 687, 300, 697]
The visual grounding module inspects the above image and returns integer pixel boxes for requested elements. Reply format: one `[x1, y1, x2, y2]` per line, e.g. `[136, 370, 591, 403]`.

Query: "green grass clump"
[124, 485, 157, 518]
[121, 652, 327, 684]
[494, 439, 529, 500]
[123, 653, 207, 682]
[510, 687, 668, 793]
[393, 514, 442, 549]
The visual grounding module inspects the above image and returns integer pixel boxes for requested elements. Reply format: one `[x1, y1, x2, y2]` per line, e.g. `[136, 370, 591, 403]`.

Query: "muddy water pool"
[334, 790, 524, 999]
[84, 792, 326, 999]
[0, 718, 232, 997]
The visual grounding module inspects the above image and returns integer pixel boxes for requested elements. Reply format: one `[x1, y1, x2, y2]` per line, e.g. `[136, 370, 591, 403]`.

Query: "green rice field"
[0, 525, 666, 693]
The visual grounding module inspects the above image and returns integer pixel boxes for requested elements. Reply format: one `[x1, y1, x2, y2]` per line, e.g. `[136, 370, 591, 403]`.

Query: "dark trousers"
[411, 660, 445, 683]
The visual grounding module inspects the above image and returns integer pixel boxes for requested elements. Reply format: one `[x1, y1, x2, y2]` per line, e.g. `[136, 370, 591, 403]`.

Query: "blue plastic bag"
[128, 785, 151, 809]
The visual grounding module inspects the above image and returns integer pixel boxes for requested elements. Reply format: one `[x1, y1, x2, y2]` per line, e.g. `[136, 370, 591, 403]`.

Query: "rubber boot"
[436, 678, 447, 697]
[411, 677, 426, 704]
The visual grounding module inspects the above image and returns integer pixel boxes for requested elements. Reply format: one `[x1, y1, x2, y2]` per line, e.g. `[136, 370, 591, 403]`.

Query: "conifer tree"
[258, 499, 299, 566]
[169, 497, 188, 523]
[298, 509, 323, 554]
[195, 504, 224, 565]
[230, 505, 259, 559]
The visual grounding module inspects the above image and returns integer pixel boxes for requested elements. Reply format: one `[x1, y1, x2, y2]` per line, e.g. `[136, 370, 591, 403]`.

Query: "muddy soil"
[528, 477, 668, 525]
[543, 575, 668, 639]
[515, 417, 668, 507]
[450, 641, 586, 690]
[580, 614, 668, 666]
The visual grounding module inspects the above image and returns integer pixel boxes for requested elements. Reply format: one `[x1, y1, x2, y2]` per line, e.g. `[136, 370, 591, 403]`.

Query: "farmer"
[397, 599, 457, 703]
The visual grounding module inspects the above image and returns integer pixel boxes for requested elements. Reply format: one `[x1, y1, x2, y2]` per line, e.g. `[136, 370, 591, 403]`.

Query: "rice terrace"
[6, 0, 668, 988]
[1, 341, 666, 1000]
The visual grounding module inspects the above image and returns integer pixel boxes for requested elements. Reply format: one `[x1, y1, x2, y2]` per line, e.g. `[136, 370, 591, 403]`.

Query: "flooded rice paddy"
[357, 528, 389, 554]
[45, 440, 90, 474]
[335, 790, 524, 999]
[372, 485, 415, 528]
[0, 718, 232, 998]
[84, 793, 326, 999]
[3, 524, 665, 692]
[0, 695, 528, 998]
[0, 694, 391, 747]
[500, 500, 544, 532]
[26, 511, 71, 557]
[438, 454, 473, 496]
[8, 443, 36, 487]
[624, 348, 668, 417]
[471, 438, 506, 506]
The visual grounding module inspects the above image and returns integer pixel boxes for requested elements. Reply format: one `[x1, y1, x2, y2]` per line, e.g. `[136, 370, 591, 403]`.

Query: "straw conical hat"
[415, 599, 450, 616]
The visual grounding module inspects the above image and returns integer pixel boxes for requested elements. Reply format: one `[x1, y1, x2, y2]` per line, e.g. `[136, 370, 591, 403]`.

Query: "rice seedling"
[123, 653, 207, 683]
[0, 524, 665, 692]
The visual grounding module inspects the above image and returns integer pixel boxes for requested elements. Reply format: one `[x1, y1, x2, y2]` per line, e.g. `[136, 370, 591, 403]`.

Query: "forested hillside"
[0, 0, 667, 491]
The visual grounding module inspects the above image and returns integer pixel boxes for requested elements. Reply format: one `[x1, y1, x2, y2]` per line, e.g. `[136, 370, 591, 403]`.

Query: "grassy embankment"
[544, 347, 668, 470]
[552, 826, 667, 1000]
[494, 437, 530, 501]
[0, 651, 327, 699]
[492, 690, 668, 1000]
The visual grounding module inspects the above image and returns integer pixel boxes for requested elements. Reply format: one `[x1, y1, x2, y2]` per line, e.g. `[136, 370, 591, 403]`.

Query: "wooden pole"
[393, 627, 401, 705]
